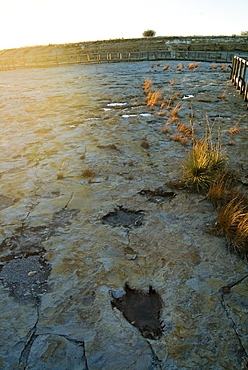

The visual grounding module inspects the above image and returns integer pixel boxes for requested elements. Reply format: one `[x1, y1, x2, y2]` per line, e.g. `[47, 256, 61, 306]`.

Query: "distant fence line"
[230, 56, 248, 105]
[0, 50, 236, 71]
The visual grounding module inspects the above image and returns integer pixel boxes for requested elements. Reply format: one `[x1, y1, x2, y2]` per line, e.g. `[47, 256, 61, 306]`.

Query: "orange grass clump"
[177, 63, 184, 71]
[228, 114, 246, 134]
[143, 78, 152, 94]
[229, 126, 239, 134]
[186, 63, 195, 70]
[180, 138, 189, 146]
[215, 195, 248, 258]
[177, 123, 192, 137]
[195, 62, 201, 70]
[206, 172, 232, 206]
[209, 63, 218, 69]
[186, 62, 201, 70]
[170, 103, 181, 119]
[162, 125, 169, 133]
[163, 64, 170, 71]
[170, 134, 183, 142]
[146, 90, 161, 106]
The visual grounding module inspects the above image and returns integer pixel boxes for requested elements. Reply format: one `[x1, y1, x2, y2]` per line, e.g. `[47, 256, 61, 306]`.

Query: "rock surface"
[0, 61, 247, 369]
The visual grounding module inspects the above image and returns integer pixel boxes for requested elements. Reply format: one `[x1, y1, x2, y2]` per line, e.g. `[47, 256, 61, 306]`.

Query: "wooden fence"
[0, 50, 236, 71]
[230, 56, 248, 105]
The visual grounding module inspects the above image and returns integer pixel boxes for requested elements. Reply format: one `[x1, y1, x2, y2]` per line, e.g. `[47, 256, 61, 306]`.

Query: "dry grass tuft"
[228, 114, 246, 134]
[163, 64, 170, 71]
[182, 140, 227, 192]
[141, 137, 150, 149]
[209, 63, 218, 69]
[215, 194, 248, 258]
[229, 126, 239, 134]
[170, 134, 183, 142]
[142, 78, 152, 94]
[162, 125, 169, 133]
[146, 90, 161, 106]
[177, 124, 192, 137]
[221, 64, 228, 71]
[177, 63, 184, 71]
[186, 63, 195, 70]
[166, 103, 180, 122]
[57, 172, 64, 180]
[186, 62, 201, 70]
[82, 168, 95, 178]
[218, 89, 228, 100]
[180, 138, 189, 146]
[206, 171, 237, 206]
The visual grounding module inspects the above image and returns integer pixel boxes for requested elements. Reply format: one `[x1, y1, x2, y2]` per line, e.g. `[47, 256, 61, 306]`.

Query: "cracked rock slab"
[0, 255, 51, 303]
[25, 334, 88, 370]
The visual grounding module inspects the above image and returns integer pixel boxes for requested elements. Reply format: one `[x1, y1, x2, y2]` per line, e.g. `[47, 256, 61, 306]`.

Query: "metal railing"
[0, 50, 235, 71]
[230, 56, 248, 105]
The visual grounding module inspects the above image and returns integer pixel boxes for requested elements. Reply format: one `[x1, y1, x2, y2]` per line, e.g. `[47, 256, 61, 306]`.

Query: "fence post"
[233, 57, 240, 86]
[230, 56, 248, 106]
[241, 62, 247, 93]
[230, 56, 235, 80]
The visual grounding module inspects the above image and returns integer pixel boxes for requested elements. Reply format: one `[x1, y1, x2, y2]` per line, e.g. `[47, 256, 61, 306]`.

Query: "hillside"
[0, 36, 247, 70]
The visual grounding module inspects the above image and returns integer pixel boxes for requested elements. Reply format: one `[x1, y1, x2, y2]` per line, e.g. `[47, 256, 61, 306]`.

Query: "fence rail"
[0, 50, 236, 71]
[230, 56, 248, 105]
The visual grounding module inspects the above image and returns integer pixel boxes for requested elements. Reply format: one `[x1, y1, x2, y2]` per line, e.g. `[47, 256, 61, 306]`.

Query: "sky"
[0, 0, 247, 50]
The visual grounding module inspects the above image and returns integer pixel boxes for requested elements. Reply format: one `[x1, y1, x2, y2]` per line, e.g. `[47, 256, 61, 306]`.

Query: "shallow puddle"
[102, 206, 144, 227]
[111, 284, 163, 340]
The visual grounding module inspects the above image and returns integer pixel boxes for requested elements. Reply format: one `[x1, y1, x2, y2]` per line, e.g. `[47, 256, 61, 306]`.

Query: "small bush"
[143, 30, 156, 37]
